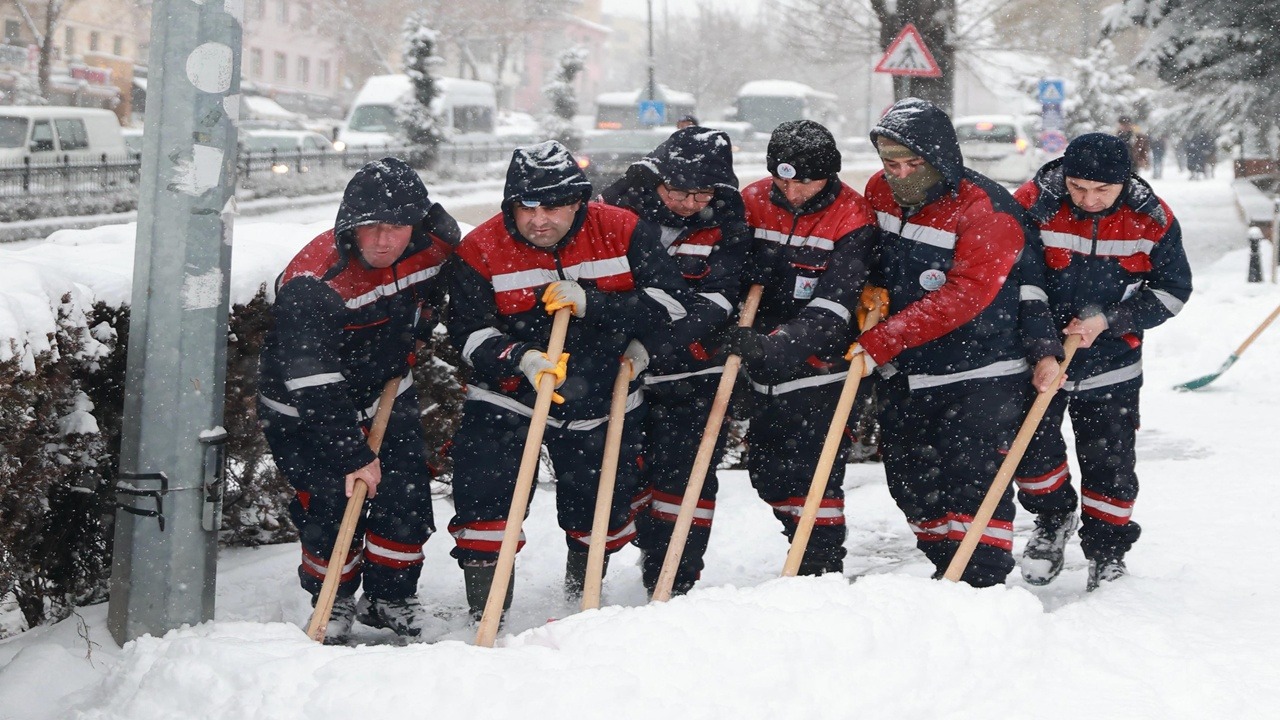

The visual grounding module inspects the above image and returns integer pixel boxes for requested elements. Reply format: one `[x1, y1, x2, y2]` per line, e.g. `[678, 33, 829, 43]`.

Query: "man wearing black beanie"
[1011, 132, 1192, 591]
[722, 119, 877, 576]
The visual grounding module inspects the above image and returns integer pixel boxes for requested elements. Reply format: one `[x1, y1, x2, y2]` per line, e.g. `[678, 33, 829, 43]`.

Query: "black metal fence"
[0, 142, 511, 197]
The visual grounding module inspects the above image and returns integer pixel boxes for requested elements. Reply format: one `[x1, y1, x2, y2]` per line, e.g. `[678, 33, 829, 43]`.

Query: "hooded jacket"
[861, 98, 1054, 389]
[258, 157, 460, 475]
[1015, 158, 1192, 396]
[599, 127, 752, 383]
[449, 142, 704, 423]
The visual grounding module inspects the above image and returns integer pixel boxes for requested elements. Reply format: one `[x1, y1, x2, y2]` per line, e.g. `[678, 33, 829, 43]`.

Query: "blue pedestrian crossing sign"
[638, 100, 666, 126]
[1038, 78, 1065, 105]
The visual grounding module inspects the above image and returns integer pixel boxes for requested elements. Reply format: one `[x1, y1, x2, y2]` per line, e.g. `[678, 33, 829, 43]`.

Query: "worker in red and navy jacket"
[855, 98, 1046, 587]
[446, 141, 705, 617]
[1011, 133, 1192, 591]
[599, 125, 751, 595]
[721, 120, 877, 577]
[258, 157, 459, 642]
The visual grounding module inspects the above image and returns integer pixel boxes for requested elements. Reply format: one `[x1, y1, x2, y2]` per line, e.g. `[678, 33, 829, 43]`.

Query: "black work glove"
[722, 326, 768, 367]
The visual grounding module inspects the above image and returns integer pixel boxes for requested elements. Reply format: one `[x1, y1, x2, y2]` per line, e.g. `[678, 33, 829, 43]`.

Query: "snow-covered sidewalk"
[1, 168, 1278, 719]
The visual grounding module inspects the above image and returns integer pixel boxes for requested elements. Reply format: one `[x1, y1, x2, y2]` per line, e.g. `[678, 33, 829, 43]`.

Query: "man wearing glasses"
[723, 120, 877, 577]
[599, 125, 751, 595]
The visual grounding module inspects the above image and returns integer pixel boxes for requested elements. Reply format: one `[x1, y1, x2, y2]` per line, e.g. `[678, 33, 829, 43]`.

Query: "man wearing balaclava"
[855, 97, 1057, 588]
[446, 141, 705, 620]
[1010, 132, 1191, 591]
[721, 119, 877, 577]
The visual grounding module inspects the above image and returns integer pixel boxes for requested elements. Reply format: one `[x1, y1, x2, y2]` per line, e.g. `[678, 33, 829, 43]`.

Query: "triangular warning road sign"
[875, 24, 942, 78]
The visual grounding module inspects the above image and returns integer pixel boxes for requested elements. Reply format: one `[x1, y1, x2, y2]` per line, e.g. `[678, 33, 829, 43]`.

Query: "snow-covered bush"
[397, 14, 446, 167]
[541, 47, 587, 152]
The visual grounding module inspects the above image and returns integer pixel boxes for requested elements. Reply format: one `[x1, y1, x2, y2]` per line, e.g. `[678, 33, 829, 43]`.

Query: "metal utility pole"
[108, 0, 241, 645]
[646, 0, 657, 101]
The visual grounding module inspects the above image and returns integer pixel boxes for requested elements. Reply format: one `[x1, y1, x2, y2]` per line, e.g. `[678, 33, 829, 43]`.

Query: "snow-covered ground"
[1, 166, 1278, 719]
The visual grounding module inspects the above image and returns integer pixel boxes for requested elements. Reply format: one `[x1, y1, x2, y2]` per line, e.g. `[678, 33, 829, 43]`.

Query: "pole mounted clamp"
[199, 427, 228, 532]
[116, 471, 170, 532]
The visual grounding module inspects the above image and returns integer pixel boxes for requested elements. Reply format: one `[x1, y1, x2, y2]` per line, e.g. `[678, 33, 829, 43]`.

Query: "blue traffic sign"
[638, 100, 666, 126]
[1038, 78, 1065, 105]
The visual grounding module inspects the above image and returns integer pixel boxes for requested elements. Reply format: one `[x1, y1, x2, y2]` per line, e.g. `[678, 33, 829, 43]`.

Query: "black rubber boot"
[564, 551, 609, 601]
[463, 561, 514, 621]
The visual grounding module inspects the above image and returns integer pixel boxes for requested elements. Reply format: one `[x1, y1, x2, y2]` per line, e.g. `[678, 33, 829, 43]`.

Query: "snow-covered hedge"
[0, 221, 465, 632]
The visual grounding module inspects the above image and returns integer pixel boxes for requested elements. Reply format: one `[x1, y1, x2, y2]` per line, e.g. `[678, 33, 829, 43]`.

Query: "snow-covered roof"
[596, 85, 696, 106]
[737, 80, 836, 101]
[242, 95, 300, 120]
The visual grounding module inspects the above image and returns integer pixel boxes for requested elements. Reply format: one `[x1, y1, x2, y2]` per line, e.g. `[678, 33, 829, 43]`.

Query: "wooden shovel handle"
[475, 308, 572, 647]
[942, 335, 1081, 582]
[651, 284, 763, 602]
[306, 375, 402, 642]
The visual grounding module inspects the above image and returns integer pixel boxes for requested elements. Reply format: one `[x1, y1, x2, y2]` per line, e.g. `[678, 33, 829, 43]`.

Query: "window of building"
[277, 1, 289, 24]
[64, 27, 75, 57]
[274, 51, 287, 80]
[249, 48, 263, 78]
[297, 56, 309, 85]
[298, 2, 312, 28]
[318, 60, 330, 88]
[4, 20, 21, 46]
[250, 0, 265, 20]
[113, 36, 123, 56]
[89, 32, 100, 52]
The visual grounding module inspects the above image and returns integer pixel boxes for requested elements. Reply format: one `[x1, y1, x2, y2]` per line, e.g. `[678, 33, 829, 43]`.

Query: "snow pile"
[0, 220, 329, 368]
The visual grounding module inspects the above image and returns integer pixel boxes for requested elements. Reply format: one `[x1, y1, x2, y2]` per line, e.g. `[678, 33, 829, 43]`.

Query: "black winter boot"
[564, 551, 609, 601]
[463, 560, 514, 621]
[1086, 556, 1127, 592]
[1021, 511, 1078, 586]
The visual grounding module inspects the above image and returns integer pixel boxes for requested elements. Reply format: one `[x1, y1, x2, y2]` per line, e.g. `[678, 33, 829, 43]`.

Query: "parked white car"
[0, 107, 126, 162]
[953, 114, 1047, 185]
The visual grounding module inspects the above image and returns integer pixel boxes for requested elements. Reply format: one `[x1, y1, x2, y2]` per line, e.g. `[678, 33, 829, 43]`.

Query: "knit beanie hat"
[1063, 133, 1132, 185]
[767, 120, 841, 181]
[504, 140, 593, 208]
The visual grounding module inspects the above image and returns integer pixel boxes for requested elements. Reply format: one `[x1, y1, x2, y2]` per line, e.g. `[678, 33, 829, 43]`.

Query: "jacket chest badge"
[794, 275, 819, 299]
[919, 268, 947, 291]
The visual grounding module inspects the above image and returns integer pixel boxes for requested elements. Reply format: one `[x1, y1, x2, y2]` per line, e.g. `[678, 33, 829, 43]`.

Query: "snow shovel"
[306, 375, 403, 643]
[581, 356, 634, 611]
[651, 284, 763, 602]
[943, 334, 1081, 583]
[1175, 302, 1280, 390]
[475, 308, 572, 647]
[780, 309, 881, 577]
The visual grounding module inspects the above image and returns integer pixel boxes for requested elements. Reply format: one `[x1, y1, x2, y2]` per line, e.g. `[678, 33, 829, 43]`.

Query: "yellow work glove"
[858, 285, 889, 329]
[519, 350, 570, 403]
[542, 280, 587, 318]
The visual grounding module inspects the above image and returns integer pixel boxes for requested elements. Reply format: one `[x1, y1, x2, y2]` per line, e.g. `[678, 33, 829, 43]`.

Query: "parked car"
[338, 74, 498, 149]
[0, 107, 126, 162]
[239, 129, 337, 173]
[575, 127, 676, 190]
[952, 114, 1046, 185]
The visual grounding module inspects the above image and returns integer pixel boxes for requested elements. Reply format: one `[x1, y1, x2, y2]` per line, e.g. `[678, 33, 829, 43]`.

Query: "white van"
[0, 107, 127, 162]
[338, 74, 497, 149]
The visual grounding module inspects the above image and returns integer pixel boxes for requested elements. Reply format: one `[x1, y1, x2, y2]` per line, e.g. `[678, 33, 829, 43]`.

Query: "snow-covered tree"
[1105, 1, 1280, 139]
[541, 47, 587, 152]
[397, 14, 446, 166]
[1061, 39, 1152, 137]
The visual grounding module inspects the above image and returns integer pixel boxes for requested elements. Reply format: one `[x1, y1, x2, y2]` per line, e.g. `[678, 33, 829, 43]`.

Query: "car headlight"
[332, 140, 346, 152]
[271, 164, 290, 174]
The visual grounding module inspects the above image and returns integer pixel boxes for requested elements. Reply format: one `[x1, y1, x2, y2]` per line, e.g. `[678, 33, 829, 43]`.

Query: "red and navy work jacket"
[859, 169, 1029, 390]
[741, 177, 876, 390]
[1016, 161, 1192, 397]
[602, 187, 751, 387]
[448, 202, 701, 424]
[258, 226, 453, 475]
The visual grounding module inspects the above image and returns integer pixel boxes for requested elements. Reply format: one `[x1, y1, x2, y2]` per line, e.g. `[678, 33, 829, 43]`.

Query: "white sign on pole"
[874, 24, 942, 78]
